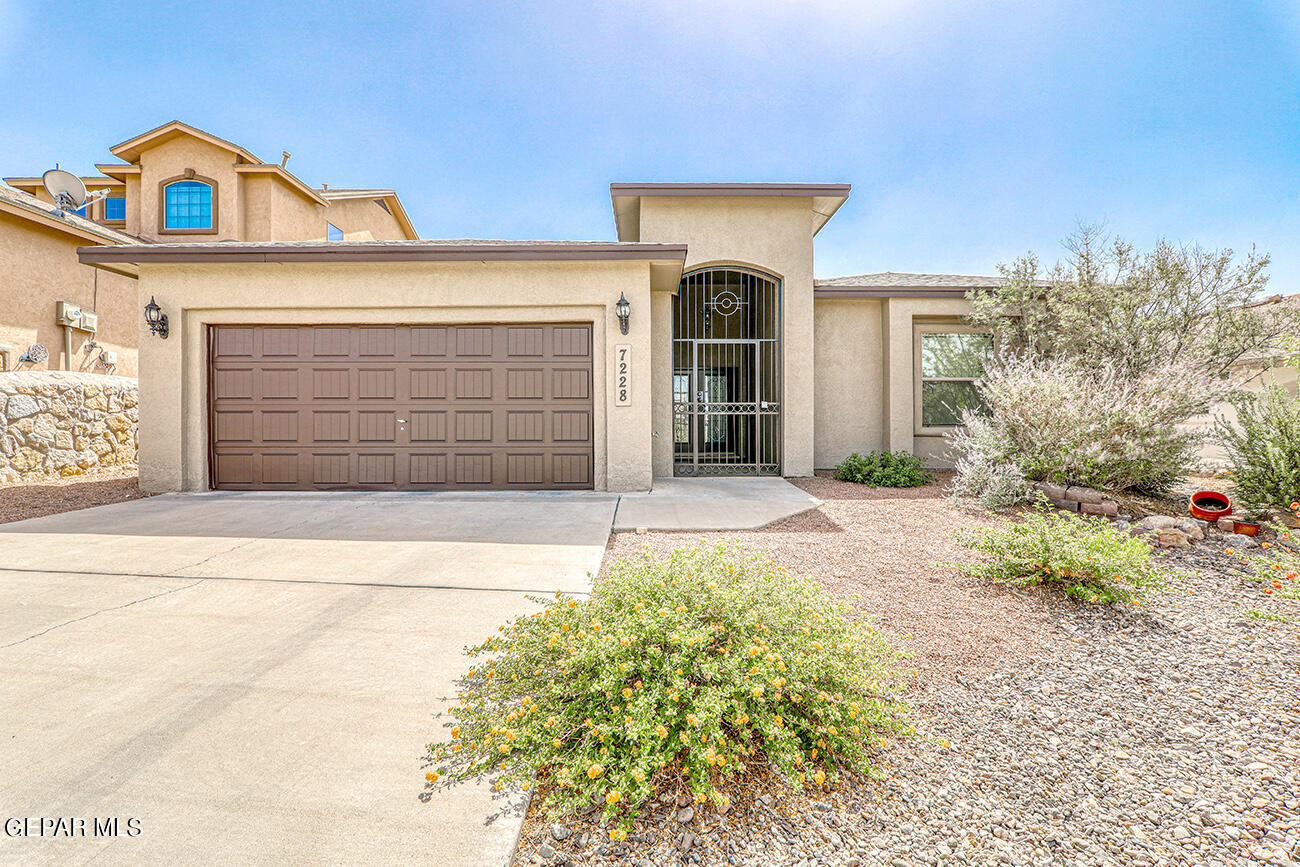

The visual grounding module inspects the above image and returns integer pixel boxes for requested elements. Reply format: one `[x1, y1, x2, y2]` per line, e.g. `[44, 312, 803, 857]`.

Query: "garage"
[209, 323, 594, 490]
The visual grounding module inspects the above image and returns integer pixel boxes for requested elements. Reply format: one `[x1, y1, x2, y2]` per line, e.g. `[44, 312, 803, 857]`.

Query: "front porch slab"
[612, 476, 821, 532]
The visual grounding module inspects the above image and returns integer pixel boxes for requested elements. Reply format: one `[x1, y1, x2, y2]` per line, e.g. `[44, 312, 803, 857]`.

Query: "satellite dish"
[42, 169, 87, 211]
[20, 343, 49, 364]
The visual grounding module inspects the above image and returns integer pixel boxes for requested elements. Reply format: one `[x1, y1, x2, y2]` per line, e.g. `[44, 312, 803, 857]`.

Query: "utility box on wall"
[55, 301, 98, 333]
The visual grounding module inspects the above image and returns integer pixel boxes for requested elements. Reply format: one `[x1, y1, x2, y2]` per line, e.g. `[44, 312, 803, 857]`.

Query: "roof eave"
[813, 286, 975, 299]
[77, 241, 690, 268]
[610, 183, 852, 241]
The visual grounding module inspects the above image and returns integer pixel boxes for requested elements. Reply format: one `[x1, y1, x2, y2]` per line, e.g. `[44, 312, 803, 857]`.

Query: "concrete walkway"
[613, 476, 822, 531]
[0, 493, 616, 866]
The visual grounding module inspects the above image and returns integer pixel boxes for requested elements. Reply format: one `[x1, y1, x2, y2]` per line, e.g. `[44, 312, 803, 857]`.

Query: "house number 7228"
[615, 344, 631, 406]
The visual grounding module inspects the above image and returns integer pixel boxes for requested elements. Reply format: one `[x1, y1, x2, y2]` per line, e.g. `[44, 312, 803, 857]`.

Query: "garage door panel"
[210, 324, 593, 491]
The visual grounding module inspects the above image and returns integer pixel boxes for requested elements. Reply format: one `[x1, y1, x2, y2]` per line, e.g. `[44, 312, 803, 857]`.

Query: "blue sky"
[3, 0, 1298, 289]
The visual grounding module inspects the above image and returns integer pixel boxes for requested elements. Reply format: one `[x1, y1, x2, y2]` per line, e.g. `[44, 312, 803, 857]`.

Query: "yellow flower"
[735, 713, 750, 726]
[450, 726, 460, 738]
[425, 771, 439, 782]
[622, 687, 633, 700]
[686, 713, 700, 726]
[587, 764, 605, 779]
[631, 768, 646, 782]
[679, 731, 690, 744]
[606, 790, 622, 804]
[609, 828, 627, 842]
[813, 769, 826, 786]
[752, 685, 764, 697]
[619, 637, 631, 647]
[655, 724, 669, 738]
[553, 738, 563, 748]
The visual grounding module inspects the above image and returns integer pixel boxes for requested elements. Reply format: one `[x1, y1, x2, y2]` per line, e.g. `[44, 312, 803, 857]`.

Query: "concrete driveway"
[0, 492, 617, 866]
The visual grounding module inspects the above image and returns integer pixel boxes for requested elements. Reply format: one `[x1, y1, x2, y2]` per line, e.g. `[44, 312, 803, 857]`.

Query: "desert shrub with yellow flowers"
[426, 543, 907, 835]
[956, 509, 1165, 605]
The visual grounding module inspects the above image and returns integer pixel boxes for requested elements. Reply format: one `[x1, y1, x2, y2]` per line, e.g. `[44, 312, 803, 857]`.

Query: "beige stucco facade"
[76, 180, 1009, 492]
[630, 195, 820, 476]
[126, 256, 677, 493]
[2, 121, 417, 383]
[0, 197, 139, 376]
[811, 296, 977, 469]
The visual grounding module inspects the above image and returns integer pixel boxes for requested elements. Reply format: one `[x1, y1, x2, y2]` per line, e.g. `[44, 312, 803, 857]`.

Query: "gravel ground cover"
[0, 470, 148, 524]
[510, 475, 1300, 867]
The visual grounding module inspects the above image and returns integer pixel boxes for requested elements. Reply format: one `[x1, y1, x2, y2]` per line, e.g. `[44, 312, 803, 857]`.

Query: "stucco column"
[136, 274, 184, 492]
[782, 271, 816, 477]
[650, 290, 674, 478]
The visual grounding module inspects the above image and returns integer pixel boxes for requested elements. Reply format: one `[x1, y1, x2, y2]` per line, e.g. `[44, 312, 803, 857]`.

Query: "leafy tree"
[966, 224, 1299, 385]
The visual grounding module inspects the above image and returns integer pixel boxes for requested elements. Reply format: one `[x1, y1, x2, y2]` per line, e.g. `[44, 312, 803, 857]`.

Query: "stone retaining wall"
[1033, 481, 1121, 517]
[0, 371, 138, 485]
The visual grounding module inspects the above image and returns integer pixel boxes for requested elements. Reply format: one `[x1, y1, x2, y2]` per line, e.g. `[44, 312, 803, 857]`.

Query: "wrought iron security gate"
[672, 267, 781, 476]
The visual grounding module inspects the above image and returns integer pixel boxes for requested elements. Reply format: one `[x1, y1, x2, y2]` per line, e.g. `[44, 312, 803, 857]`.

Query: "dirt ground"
[0, 470, 149, 525]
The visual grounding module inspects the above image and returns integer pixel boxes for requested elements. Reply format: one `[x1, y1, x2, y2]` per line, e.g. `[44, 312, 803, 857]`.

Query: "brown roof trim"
[814, 286, 973, 299]
[610, 182, 851, 198]
[77, 241, 690, 266]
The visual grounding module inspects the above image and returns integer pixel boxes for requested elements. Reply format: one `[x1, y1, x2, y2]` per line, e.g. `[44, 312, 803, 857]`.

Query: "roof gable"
[110, 120, 261, 165]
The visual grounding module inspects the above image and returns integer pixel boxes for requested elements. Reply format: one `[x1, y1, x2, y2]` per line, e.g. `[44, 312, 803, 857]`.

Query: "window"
[916, 327, 994, 428]
[327, 222, 344, 241]
[163, 180, 213, 229]
[104, 196, 126, 222]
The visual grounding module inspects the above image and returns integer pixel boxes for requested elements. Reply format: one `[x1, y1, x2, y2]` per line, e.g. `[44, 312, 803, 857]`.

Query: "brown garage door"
[209, 324, 594, 490]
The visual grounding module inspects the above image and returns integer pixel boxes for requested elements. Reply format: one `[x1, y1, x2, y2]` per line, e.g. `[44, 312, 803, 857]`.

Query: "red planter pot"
[1189, 491, 1232, 522]
[1232, 521, 1260, 537]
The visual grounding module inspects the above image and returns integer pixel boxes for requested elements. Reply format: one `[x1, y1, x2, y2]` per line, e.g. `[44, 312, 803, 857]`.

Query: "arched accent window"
[160, 177, 216, 232]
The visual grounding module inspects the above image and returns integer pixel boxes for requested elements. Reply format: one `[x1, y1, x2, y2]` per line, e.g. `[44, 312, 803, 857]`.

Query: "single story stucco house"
[78, 183, 997, 493]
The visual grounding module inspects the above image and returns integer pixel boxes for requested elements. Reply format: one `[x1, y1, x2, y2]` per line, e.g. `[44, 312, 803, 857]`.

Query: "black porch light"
[615, 292, 631, 335]
[144, 296, 169, 339]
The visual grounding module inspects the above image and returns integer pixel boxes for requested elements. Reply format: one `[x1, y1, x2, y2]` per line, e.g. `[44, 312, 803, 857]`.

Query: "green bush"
[833, 450, 934, 487]
[1215, 384, 1300, 517]
[428, 544, 907, 836]
[956, 510, 1165, 605]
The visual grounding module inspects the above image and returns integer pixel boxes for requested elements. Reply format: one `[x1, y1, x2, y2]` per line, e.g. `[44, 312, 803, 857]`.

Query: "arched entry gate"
[672, 267, 781, 476]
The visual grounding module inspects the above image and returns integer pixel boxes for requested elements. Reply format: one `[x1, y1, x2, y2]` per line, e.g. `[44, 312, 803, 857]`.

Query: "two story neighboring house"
[1, 121, 418, 376]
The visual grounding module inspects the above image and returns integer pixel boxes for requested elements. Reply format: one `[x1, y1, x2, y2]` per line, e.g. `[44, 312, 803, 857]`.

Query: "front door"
[673, 339, 779, 475]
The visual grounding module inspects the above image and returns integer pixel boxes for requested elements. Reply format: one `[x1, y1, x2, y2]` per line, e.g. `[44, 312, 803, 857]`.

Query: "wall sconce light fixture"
[616, 292, 631, 335]
[144, 296, 169, 339]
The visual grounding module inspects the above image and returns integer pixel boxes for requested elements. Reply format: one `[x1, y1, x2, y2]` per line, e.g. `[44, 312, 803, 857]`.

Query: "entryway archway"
[671, 267, 781, 476]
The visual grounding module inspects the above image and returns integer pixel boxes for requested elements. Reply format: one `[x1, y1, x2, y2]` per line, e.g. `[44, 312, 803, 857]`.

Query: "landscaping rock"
[1034, 481, 1068, 500]
[1217, 516, 1237, 532]
[0, 371, 137, 483]
[1064, 485, 1105, 505]
[1080, 500, 1119, 517]
[1157, 530, 1193, 548]
[1135, 515, 1177, 532]
[1046, 496, 1080, 512]
[1221, 533, 1260, 550]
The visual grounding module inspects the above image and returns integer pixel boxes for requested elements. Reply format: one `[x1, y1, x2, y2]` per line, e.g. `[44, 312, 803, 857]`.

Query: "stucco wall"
[1189, 362, 1300, 466]
[134, 137, 241, 242]
[812, 298, 884, 467]
[0, 371, 137, 485]
[135, 259, 656, 493]
[811, 295, 974, 470]
[321, 197, 408, 241]
[0, 210, 139, 376]
[634, 196, 818, 476]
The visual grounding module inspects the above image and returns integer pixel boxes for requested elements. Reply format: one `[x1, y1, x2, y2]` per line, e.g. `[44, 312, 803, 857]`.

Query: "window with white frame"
[915, 325, 994, 429]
